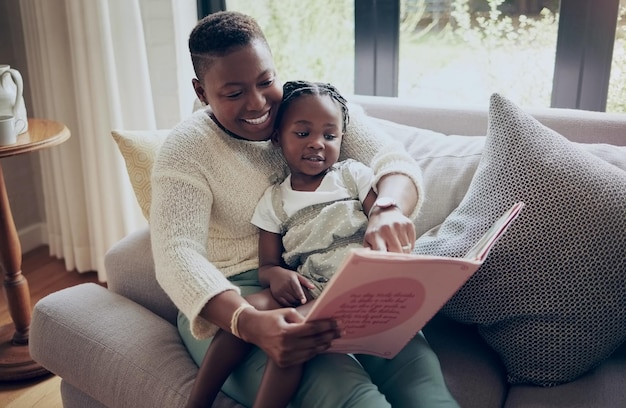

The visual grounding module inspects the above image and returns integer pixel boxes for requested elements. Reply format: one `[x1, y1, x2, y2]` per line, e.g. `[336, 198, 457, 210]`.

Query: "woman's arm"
[364, 173, 417, 252]
[195, 229, 338, 367]
[341, 105, 421, 252]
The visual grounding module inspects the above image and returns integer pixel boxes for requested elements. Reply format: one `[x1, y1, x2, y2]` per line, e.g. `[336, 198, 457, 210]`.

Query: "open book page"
[304, 202, 524, 358]
[463, 201, 525, 261]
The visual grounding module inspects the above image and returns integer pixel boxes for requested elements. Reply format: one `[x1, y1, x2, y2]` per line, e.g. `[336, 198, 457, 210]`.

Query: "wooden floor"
[0, 246, 104, 407]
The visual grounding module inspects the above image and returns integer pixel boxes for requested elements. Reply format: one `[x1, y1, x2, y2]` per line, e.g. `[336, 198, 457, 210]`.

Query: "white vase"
[0, 64, 28, 134]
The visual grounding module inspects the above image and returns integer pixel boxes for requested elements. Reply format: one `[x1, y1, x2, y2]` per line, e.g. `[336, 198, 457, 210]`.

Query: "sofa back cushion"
[367, 116, 626, 238]
[352, 94, 626, 146]
[105, 226, 178, 324]
[113, 97, 626, 223]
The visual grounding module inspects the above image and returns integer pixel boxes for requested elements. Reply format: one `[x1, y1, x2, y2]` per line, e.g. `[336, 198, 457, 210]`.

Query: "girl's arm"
[257, 229, 287, 286]
[361, 187, 378, 217]
[258, 229, 315, 306]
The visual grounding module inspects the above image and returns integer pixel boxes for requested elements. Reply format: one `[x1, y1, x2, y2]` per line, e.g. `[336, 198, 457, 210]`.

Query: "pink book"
[304, 202, 524, 358]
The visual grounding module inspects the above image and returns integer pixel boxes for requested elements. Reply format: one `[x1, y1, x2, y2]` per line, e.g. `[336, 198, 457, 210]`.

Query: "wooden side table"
[0, 119, 70, 381]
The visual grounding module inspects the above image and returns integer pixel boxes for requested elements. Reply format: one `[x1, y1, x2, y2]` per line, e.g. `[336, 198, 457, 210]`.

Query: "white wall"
[0, 0, 47, 253]
[1, 0, 196, 254]
[139, 0, 197, 129]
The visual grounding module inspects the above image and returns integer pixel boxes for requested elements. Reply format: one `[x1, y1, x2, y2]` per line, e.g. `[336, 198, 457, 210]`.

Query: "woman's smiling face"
[195, 39, 283, 141]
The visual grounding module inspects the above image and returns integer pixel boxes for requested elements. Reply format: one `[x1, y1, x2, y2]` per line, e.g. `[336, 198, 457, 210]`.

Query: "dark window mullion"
[551, 0, 619, 111]
[197, 0, 226, 19]
[354, 0, 400, 96]
[579, 0, 620, 111]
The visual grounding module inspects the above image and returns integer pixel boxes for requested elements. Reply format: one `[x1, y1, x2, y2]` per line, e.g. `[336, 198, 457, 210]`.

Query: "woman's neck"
[209, 113, 246, 141]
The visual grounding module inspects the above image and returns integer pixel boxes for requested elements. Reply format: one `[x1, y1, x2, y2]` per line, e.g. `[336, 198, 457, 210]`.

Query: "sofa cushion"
[504, 343, 626, 408]
[413, 93, 626, 386]
[112, 129, 170, 219]
[112, 112, 626, 227]
[369, 117, 626, 238]
[422, 314, 508, 408]
[369, 118, 485, 237]
[30, 284, 195, 408]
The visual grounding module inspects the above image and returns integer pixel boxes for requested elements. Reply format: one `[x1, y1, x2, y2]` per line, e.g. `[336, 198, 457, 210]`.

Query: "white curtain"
[19, 0, 197, 280]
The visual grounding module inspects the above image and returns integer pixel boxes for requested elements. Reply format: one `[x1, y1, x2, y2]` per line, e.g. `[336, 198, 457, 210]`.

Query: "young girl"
[152, 10, 458, 408]
[187, 80, 407, 408]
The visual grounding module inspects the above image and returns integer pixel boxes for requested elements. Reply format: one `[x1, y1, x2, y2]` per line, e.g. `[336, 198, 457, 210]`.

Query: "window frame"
[551, 0, 620, 111]
[199, 0, 621, 111]
[354, 0, 400, 96]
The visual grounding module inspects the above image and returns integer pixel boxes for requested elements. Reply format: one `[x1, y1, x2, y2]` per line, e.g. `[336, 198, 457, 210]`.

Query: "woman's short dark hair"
[189, 11, 268, 78]
[276, 81, 350, 132]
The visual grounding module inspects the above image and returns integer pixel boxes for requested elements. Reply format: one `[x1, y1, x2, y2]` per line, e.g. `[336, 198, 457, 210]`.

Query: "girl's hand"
[237, 307, 341, 367]
[268, 267, 315, 307]
[363, 207, 416, 253]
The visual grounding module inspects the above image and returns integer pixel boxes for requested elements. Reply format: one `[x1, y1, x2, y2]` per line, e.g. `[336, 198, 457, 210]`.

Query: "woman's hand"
[362, 173, 419, 253]
[237, 307, 341, 368]
[364, 207, 416, 253]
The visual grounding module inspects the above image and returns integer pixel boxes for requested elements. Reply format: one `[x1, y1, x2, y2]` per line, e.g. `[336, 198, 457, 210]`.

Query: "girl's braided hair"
[276, 81, 350, 132]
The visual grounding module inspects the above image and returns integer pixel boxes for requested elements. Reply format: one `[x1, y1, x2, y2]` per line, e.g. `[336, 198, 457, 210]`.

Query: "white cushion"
[370, 117, 626, 238]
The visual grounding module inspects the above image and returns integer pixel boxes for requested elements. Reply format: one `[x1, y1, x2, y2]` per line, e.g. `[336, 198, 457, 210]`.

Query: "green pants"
[178, 270, 459, 407]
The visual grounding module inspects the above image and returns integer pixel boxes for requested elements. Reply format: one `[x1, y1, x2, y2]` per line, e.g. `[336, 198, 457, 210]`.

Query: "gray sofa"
[30, 94, 626, 407]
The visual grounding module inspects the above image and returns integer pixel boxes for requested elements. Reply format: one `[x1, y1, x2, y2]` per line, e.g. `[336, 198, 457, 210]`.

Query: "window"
[608, 0, 626, 113]
[398, 0, 560, 108]
[225, 0, 355, 95]
[201, 0, 624, 113]
[551, 0, 621, 112]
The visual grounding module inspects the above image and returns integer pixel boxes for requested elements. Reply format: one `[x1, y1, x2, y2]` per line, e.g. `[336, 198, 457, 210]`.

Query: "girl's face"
[193, 40, 283, 141]
[274, 94, 343, 189]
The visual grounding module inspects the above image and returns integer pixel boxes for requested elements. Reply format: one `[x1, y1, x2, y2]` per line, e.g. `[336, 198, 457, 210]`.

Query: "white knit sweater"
[150, 103, 424, 339]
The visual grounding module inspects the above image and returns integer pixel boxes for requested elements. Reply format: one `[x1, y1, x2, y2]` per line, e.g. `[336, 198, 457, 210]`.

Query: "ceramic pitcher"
[0, 64, 28, 134]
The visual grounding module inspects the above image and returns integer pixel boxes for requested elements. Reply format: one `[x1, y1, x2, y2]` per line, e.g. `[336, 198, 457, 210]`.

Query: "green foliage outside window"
[226, 0, 625, 112]
[226, 0, 355, 94]
[400, 0, 559, 107]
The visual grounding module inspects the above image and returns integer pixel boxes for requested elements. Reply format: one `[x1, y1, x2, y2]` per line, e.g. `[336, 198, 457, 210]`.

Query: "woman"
[151, 10, 458, 408]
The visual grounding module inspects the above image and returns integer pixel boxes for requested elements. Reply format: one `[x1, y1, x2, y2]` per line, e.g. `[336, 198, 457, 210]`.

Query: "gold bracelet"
[230, 303, 254, 339]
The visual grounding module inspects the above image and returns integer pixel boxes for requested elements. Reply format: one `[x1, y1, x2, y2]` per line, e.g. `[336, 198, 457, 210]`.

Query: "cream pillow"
[112, 129, 170, 219]
[370, 117, 485, 237]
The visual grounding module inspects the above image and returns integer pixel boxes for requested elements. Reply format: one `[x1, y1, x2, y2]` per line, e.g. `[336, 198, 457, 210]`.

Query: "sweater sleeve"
[340, 102, 424, 220]
[150, 127, 240, 339]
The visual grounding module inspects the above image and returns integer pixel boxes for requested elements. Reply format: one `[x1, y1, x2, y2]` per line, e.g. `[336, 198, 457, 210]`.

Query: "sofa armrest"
[30, 283, 194, 408]
[105, 226, 178, 324]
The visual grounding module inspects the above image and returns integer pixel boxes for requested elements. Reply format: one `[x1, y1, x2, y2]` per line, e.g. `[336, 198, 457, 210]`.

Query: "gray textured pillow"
[413, 93, 626, 386]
